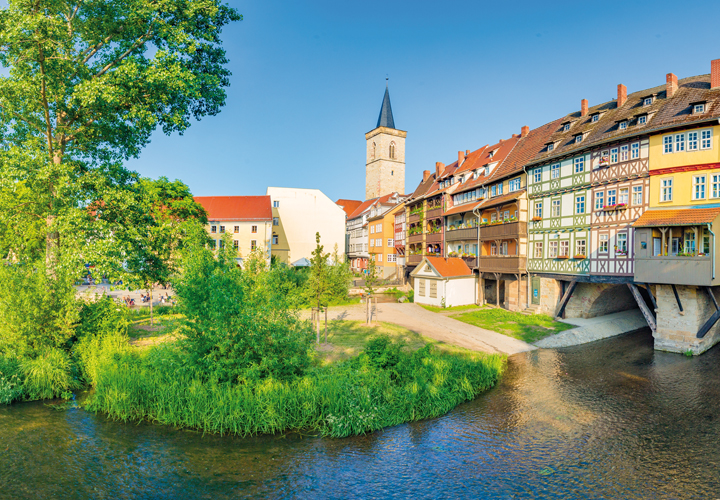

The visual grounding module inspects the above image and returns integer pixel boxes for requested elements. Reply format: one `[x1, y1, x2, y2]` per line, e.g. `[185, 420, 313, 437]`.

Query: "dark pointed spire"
[376, 81, 396, 129]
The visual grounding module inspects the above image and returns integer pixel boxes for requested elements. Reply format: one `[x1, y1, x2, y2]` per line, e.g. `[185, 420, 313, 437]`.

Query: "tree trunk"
[324, 307, 328, 343]
[149, 286, 154, 326]
[316, 309, 320, 344]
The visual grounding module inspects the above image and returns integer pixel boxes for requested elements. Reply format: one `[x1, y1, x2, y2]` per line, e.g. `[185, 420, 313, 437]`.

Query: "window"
[619, 121, 628, 130]
[234, 226, 240, 233]
[498, 183, 503, 195]
[574, 157, 584, 173]
[389, 142, 396, 159]
[233, 240, 239, 250]
[563, 123, 570, 132]
[534, 169, 542, 183]
[702, 129, 713, 149]
[595, 191, 604, 211]
[675, 133, 685, 152]
[575, 135, 583, 144]
[607, 189, 616, 206]
[643, 97, 653, 106]
[638, 115, 647, 125]
[219, 226, 225, 233]
[371, 142, 376, 159]
[535, 202, 542, 218]
[693, 175, 706, 200]
[387, 238, 393, 247]
[592, 114, 599, 123]
[503, 210, 510, 220]
[559, 241, 569, 257]
[211, 225, 217, 233]
[712, 174, 720, 198]
[418, 279, 425, 296]
[576, 239, 586, 256]
[509, 178, 521, 191]
[631, 142, 640, 159]
[661, 178, 673, 202]
[491, 242, 497, 255]
[610, 148, 618, 163]
[534, 242, 543, 258]
[500, 241, 508, 256]
[377, 254, 382, 263]
[549, 241, 558, 258]
[370, 225, 374, 234]
[377, 223, 382, 232]
[616, 233, 627, 255]
[620, 145, 629, 162]
[218, 239, 224, 249]
[388, 254, 396, 263]
[377, 238, 382, 247]
[599, 234, 609, 253]
[491, 213, 497, 222]
[694, 104, 705, 114]
[663, 135, 673, 154]
[551, 163, 560, 179]
[632, 186, 643, 205]
[619, 188, 629, 205]
[687, 131, 698, 151]
[575, 195, 585, 214]
[548, 143, 555, 151]
[491, 185, 497, 197]
[551, 199, 561, 217]
[273, 201, 280, 208]
[369, 239, 374, 248]
[251, 225, 257, 233]
[272, 235, 278, 245]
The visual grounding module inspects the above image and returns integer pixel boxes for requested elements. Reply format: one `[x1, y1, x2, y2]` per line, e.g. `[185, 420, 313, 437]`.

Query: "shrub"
[0, 355, 24, 404]
[21, 348, 77, 400]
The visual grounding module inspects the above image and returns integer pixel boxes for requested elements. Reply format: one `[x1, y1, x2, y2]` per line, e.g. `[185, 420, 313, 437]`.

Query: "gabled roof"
[346, 192, 404, 220]
[489, 119, 563, 181]
[444, 200, 483, 216]
[478, 189, 526, 211]
[377, 86, 396, 129]
[423, 257, 473, 277]
[194, 196, 272, 221]
[336, 199, 363, 217]
[633, 207, 720, 227]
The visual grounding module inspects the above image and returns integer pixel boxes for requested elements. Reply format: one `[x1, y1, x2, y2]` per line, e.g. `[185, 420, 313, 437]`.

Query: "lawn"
[319, 320, 478, 365]
[125, 307, 183, 346]
[420, 304, 484, 314]
[452, 308, 575, 343]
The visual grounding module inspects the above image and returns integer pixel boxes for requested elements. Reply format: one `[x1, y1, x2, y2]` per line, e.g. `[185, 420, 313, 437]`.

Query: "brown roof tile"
[425, 256, 473, 277]
[336, 199, 363, 217]
[633, 207, 720, 227]
[194, 196, 272, 221]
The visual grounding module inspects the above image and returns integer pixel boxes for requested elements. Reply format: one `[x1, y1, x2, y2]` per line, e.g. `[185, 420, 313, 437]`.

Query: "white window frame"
[694, 104, 705, 114]
[548, 143, 555, 152]
[549, 241, 558, 258]
[559, 240, 569, 257]
[534, 202, 542, 218]
[687, 131, 698, 151]
[620, 145, 629, 162]
[574, 157, 584, 173]
[576, 239, 586, 256]
[607, 189, 616, 206]
[616, 233, 628, 255]
[619, 188, 629, 205]
[663, 135, 673, 154]
[563, 123, 570, 132]
[599, 234, 609, 253]
[551, 163, 560, 179]
[643, 97, 652, 106]
[638, 115, 647, 125]
[701, 129, 713, 150]
[273, 201, 280, 208]
[551, 199, 561, 217]
[387, 238, 394, 247]
[610, 148, 618, 163]
[632, 186, 643, 206]
[712, 174, 720, 199]
[661, 178, 673, 202]
[575, 195, 585, 214]
[591, 114, 599, 123]
[619, 121, 628, 130]
[693, 175, 706, 200]
[575, 135, 583, 144]
[533, 169, 542, 183]
[595, 191, 604, 211]
[631, 142, 640, 159]
[534, 241, 543, 258]
[675, 133, 685, 152]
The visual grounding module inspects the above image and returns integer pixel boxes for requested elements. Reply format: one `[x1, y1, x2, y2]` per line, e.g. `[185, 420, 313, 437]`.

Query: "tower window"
[391, 170, 394, 176]
[372, 142, 376, 159]
[389, 142, 396, 160]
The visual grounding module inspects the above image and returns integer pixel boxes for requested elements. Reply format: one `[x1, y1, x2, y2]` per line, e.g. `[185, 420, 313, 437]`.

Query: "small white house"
[410, 257, 476, 307]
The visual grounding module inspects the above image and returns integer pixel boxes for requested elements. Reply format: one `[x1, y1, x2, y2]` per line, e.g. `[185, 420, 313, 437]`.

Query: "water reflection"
[2, 329, 720, 499]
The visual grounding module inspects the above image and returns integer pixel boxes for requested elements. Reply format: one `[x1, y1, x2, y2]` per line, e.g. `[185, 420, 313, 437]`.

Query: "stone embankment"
[534, 309, 648, 348]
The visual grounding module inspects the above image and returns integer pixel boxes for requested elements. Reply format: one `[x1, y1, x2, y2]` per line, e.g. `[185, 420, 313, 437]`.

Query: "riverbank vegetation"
[452, 308, 574, 343]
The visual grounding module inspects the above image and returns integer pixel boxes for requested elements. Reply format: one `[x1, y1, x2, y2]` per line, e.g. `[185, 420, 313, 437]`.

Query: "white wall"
[266, 187, 346, 262]
[446, 277, 477, 307]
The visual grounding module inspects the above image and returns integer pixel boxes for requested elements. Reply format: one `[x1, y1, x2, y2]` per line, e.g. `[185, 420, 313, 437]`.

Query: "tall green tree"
[123, 177, 207, 325]
[0, 0, 240, 269]
[305, 232, 331, 344]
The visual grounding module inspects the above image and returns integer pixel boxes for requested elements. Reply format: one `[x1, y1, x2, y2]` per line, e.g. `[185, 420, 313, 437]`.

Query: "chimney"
[712, 59, 720, 89]
[458, 151, 464, 167]
[521, 125, 529, 138]
[617, 84, 627, 107]
[581, 99, 588, 117]
[435, 162, 444, 178]
[465, 149, 471, 156]
[666, 73, 678, 98]
[422, 170, 431, 182]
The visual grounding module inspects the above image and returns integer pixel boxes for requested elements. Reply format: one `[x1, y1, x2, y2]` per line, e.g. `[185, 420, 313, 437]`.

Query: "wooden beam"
[698, 308, 720, 338]
[555, 280, 578, 319]
[643, 283, 658, 313]
[534, 272, 633, 284]
[705, 286, 719, 311]
[627, 283, 657, 333]
[671, 284, 684, 315]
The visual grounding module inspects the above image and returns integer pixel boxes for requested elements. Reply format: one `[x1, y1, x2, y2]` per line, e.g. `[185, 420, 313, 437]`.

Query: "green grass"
[319, 320, 474, 364]
[420, 304, 484, 314]
[452, 308, 574, 343]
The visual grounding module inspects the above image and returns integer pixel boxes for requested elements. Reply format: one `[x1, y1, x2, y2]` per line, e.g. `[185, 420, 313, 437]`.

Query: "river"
[2, 329, 719, 499]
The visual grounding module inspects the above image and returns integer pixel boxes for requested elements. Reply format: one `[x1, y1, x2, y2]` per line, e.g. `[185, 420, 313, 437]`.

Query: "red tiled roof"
[346, 193, 404, 220]
[425, 257, 473, 277]
[633, 207, 720, 227]
[194, 196, 272, 221]
[478, 189, 526, 211]
[336, 199, 363, 217]
[444, 201, 483, 216]
[489, 119, 563, 182]
[347, 198, 377, 219]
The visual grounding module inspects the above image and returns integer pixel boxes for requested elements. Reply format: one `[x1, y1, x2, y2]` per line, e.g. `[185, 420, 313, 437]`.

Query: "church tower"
[365, 84, 406, 200]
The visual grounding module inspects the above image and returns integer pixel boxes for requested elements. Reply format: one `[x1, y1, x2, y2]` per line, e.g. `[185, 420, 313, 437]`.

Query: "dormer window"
[637, 115, 647, 125]
[489, 150, 495, 158]
[643, 97, 653, 106]
[591, 114, 599, 123]
[547, 142, 555, 151]
[574, 134, 583, 144]
[619, 120, 628, 130]
[562, 123, 571, 132]
[692, 101, 707, 114]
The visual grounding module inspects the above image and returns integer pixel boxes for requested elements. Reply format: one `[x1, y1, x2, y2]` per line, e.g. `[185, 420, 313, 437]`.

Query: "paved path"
[316, 303, 536, 355]
[535, 309, 648, 348]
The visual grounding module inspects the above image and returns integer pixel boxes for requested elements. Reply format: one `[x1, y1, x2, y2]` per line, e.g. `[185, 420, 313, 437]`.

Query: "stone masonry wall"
[654, 285, 720, 355]
[503, 275, 528, 311]
[536, 277, 562, 315]
[564, 283, 637, 319]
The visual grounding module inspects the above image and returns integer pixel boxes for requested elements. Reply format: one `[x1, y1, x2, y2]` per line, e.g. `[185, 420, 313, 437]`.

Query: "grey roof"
[376, 86, 396, 129]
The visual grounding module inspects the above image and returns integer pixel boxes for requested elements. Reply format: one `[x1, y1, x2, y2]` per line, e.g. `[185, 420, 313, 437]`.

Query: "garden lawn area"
[125, 307, 183, 344]
[420, 304, 483, 314]
[452, 308, 575, 343]
[320, 320, 476, 365]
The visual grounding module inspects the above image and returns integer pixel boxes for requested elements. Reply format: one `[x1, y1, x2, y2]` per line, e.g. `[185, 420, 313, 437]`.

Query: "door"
[653, 237, 661, 256]
[531, 277, 541, 305]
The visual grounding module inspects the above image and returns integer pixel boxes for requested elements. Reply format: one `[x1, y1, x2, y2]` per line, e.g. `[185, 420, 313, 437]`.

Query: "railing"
[478, 255, 527, 273]
[408, 213, 421, 223]
[426, 233, 442, 244]
[426, 207, 443, 219]
[407, 233, 423, 244]
[446, 227, 478, 242]
[479, 221, 527, 241]
[407, 255, 422, 265]
[462, 257, 477, 268]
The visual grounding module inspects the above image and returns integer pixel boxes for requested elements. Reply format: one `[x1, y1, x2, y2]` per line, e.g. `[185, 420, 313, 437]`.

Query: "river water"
[2, 329, 719, 499]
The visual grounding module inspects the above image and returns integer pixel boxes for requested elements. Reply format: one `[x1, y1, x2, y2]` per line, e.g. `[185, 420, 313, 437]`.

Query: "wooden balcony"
[446, 227, 477, 242]
[407, 233, 423, 244]
[462, 257, 477, 268]
[426, 207, 443, 219]
[407, 255, 422, 265]
[634, 256, 714, 286]
[426, 232, 442, 244]
[408, 213, 421, 223]
[478, 255, 527, 274]
[479, 221, 527, 241]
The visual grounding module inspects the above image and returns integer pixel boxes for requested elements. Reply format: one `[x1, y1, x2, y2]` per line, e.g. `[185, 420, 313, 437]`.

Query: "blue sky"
[126, 0, 720, 202]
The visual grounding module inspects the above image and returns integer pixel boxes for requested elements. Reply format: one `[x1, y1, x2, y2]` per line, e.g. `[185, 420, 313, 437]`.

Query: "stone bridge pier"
[653, 285, 720, 355]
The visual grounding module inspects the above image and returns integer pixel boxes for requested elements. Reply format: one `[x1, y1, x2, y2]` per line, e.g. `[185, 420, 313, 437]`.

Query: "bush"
[21, 348, 77, 400]
[0, 355, 24, 404]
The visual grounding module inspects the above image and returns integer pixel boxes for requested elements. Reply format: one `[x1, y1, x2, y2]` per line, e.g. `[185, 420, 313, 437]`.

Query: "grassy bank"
[452, 308, 574, 343]
[84, 321, 505, 438]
